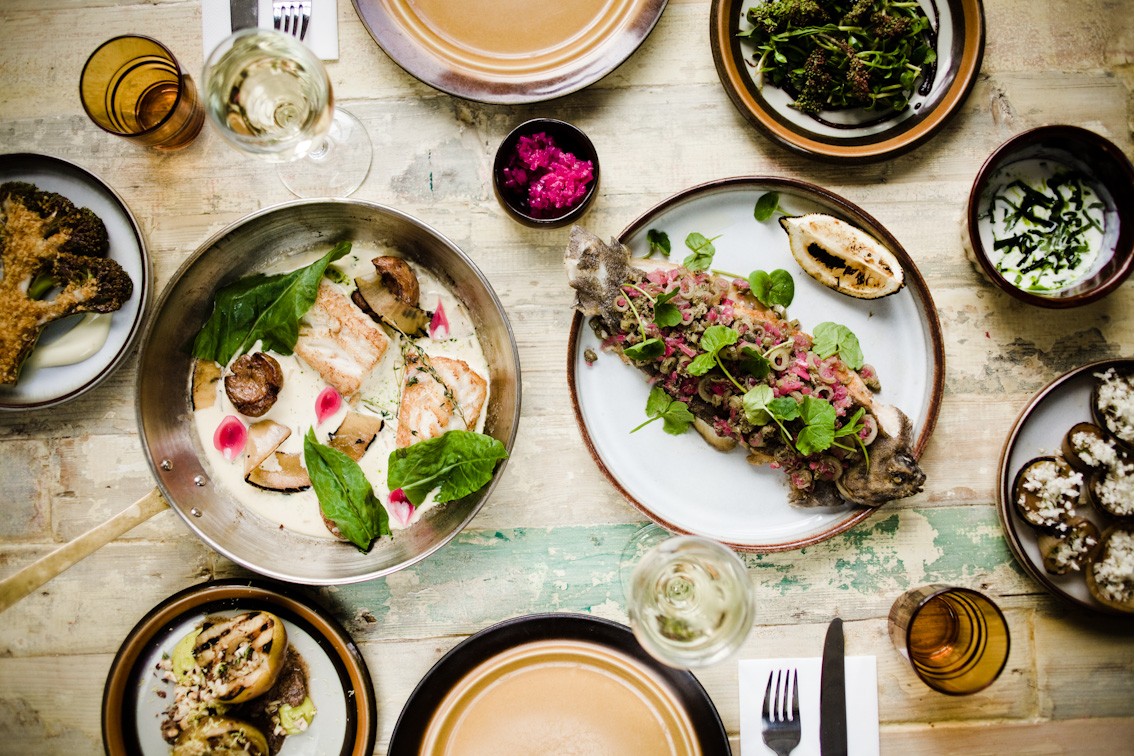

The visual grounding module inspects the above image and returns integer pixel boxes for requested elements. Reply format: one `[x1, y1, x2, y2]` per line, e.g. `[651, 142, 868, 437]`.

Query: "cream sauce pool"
[191, 244, 490, 538]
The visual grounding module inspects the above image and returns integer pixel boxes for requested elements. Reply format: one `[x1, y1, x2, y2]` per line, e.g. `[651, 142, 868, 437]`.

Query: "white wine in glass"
[622, 525, 755, 668]
[203, 29, 371, 197]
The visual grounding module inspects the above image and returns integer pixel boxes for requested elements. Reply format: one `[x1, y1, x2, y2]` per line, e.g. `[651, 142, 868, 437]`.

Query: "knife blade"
[230, 0, 258, 32]
[819, 617, 848, 756]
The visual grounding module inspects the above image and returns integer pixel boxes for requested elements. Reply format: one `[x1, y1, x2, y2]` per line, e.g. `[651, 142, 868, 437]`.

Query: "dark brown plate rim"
[387, 613, 731, 756]
[351, 0, 668, 104]
[567, 176, 946, 552]
[709, 0, 985, 163]
[101, 578, 379, 755]
[995, 358, 1134, 617]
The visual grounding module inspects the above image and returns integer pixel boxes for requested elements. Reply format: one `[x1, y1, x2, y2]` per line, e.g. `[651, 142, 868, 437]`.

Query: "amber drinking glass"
[887, 585, 1011, 695]
[79, 35, 204, 150]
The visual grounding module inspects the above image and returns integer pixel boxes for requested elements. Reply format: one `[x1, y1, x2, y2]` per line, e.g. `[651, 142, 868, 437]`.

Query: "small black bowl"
[492, 118, 600, 229]
[964, 125, 1134, 308]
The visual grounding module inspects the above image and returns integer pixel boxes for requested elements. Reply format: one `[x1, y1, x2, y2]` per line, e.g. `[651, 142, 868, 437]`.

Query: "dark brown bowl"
[964, 125, 1134, 308]
[492, 118, 599, 229]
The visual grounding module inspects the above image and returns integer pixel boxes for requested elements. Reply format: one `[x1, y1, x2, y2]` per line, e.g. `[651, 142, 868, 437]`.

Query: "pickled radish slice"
[214, 416, 247, 461]
[430, 298, 449, 339]
[388, 488, 415, 526]
[315, 386, 342, 425]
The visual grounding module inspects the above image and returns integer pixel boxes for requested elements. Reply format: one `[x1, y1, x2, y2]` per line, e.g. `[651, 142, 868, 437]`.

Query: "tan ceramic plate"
[996, 359, 1134, 617]
[388, 614, 730, 756]
[710, 0, 985, 163]
[568, 177, 944, 552]
[351, 0, 667, 103]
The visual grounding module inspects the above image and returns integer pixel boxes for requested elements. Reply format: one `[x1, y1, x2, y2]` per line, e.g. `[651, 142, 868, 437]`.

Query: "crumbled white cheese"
[1095, 369, 1134, 443]
[1020, 460, 1082, 527]
[1071, 430, 1119, 469]
[1050, 527, 1097, 571]
[1094, 460, 1134, 516]
[1093, 531, 1134, 604]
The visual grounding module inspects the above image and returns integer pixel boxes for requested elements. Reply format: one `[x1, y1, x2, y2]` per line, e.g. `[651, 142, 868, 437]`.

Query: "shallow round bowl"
[964, 125, 1134, 308]
[136, 199, 521, 584]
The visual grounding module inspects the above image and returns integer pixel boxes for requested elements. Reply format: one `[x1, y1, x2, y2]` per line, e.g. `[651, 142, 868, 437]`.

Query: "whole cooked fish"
[565, 225, 925, 507]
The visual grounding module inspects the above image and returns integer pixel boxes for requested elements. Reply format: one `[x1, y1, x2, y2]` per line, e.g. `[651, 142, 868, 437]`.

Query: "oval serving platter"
[352, 0, 667, 104]
[709, 0, 985, 163]
[0, 153, 150, 410]
[103, 579, 378, 755]
[388, 613, 731, 756]
[996, 358, 1134, 616]
[568, 177, 944, 552]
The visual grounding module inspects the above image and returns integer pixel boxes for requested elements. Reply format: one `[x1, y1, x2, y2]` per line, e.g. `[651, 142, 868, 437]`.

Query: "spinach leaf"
[683, 233, 720, 272]
[624, 338, 665, 361]
[193, 242, 351, 365]
[387, 430, 509, 507]
[811, 322, 864, 370]
[754, 192, 782, 222]
[687, 325, 738, 376]
[647, 229, 671, 257]
[652, 289, 683, 328]
[632, 387, 695, 435]
[747, 268, 795, 308]
[303, 428, 389, 552]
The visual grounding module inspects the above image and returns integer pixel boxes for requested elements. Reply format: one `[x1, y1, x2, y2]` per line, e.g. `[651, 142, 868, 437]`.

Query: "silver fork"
[273, 0, 312, 41]
[761, 668, 801, 756]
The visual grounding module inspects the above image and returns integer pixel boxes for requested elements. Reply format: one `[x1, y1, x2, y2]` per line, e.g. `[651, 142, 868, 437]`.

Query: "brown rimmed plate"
[351, 0, 667, 103]
[710, 0, 985, 163]
[102, 578, 378, 755]
[996, 358, 1134, 616]
[0, 153, 149, 410]
[388, 613, 731, 756]
[568, 177, 944, 552]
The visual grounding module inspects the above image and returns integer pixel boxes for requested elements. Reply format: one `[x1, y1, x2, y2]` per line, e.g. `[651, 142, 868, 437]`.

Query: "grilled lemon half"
[780, 214, 904, 299]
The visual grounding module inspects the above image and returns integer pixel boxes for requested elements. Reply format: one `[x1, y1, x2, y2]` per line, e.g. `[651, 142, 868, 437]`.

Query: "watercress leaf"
[748, 270, 772, 304]
[742, 384, 775, 425]
[767, 269, 795, 307]
[645, 386, 672, 418]
[796, 421, 835, 457]
[834, 407, 866, 437]
[624, 338, 665, 361]
[810, 322, 864, 370]
[683, 233, 718, 272]
[687, 353, 717, 376]
[836, 329, 864, 370]
[652, 290, 683, 327]
[754, 192, 781, 222]
[303, 428, 388, 552]
[193, 242, 352, 365]
[647, 229, 671, 257]
[739, 346, 771, 379]
[660, 400, 695, 435]
[387, 430, 509, 507]
[799, 395, 836, 427]
[768, 396, 800, 421]
[699, 324, 739, 355]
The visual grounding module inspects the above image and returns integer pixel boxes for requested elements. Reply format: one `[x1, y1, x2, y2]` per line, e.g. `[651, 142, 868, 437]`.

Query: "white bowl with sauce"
[135, 199, 521, 585]
[963, 125, 1134, 308]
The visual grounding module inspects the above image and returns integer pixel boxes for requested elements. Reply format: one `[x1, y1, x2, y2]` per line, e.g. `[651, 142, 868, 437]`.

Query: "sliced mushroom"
[246, 452, 311, 493]
[329, 411, 384, 461]
[243, 420, 291, 477]
[1037, 516, 1100, 575]
[1011, 456, 1081, 531]
[1085, 524, 1134, 613]
[1062, 422, 1120, 474]
[373, 256, 420, 305]
[192, 359, 223, 410]
[693, 417, 736, 452]
[353, 273, 431, 337]
[225, 352, 284, 417]
[1086, 465, 1134, 520]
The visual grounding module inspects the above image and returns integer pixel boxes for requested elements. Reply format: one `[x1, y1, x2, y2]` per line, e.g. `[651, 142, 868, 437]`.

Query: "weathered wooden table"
[2, 0, 1133, 753]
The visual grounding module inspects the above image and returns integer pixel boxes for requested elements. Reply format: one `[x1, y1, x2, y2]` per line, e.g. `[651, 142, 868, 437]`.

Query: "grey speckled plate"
[0, 153, 149, 410]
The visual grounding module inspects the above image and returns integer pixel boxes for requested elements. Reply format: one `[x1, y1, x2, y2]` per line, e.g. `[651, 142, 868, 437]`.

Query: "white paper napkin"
[201, 0, 340, 61]
[739, 656, 879, 756]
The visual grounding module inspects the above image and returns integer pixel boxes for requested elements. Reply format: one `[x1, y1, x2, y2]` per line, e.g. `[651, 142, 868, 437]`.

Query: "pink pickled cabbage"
[502, 132, 593, 218]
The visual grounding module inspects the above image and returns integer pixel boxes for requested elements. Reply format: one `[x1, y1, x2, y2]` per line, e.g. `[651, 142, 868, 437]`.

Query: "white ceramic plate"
[0, 153, 149, 410]
[997, 358, 1134, 615]
[568, 177, 944, 551]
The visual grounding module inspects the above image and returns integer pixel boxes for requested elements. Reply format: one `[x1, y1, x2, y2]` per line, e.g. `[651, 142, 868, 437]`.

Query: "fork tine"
[299, 5, 311, 40]
[790, 668, 799, 721]
[763, 669, 778, 721]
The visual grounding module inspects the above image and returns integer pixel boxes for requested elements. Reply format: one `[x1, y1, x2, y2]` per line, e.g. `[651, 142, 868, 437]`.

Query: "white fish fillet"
[294, 282, 390, 397]
[396, 353, 487, 448]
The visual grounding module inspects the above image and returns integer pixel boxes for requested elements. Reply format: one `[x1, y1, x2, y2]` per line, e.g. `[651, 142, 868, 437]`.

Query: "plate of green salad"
[710, 0, 985, 163]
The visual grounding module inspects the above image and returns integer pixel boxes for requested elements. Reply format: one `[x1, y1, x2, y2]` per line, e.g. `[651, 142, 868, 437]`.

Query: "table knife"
[230, 0, 258, 32]
[819, 617, 848, 756]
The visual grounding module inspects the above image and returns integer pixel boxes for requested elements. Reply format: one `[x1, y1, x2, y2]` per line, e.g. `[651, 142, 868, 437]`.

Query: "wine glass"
[620, 524, 756, 668]
[203, 29, 372, 198]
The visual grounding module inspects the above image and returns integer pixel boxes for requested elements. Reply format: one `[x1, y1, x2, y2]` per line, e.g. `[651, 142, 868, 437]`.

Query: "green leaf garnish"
[683, 232, 720, 272]
[812, 322, 864, 370]
[754, 192, 782, 222]
[303, 427, 389, 552]
[632, 387, 695, 435]
[387, 430, 509, 507]
[647, 229, 671, 258]
[739, 346, 771, 379]
[687, 325, 738, 376]
[747, 269, 795, 308]
[624, 338, 665, 361]
[795, 396, 836, 456]
[193, 242, 351, 365]
[742, 384, 775, 426]
[652, 289, 683, 328]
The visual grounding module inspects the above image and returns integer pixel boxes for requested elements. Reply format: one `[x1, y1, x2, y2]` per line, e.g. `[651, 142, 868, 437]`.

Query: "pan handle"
[0, 487, 169, 614]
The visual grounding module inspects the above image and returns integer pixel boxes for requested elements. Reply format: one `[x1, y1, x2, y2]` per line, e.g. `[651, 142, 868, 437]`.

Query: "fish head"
[836, 404, 926, 506]
[565, 225, 642, 327]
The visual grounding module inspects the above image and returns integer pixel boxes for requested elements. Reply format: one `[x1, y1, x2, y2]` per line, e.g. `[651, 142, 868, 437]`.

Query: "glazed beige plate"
[102, 579, 377, 755]
[710, 0, 985, 162]
[568, 177, 944, 552]
[352, 0, 667, 103]
[997, 358, 1134, 616]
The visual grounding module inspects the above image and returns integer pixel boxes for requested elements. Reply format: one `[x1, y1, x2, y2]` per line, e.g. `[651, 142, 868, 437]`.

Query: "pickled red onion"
[213, 416, 247, 462]
[430, 299, 449, 339]
[388, 488, 415, 526]
[315, 386, 342, 425]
